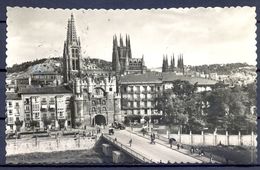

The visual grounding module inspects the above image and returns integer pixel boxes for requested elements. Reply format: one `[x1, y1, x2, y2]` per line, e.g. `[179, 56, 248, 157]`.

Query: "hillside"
[7, 57, 112, 75]
[188, 63, 254, 75]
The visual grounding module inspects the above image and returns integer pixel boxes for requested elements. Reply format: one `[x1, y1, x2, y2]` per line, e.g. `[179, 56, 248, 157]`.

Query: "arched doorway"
[93, 114, 106, 126]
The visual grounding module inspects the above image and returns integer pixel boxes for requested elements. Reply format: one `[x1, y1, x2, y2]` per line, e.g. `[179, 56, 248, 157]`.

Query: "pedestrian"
[209, 154, 213, 163]
[199, 150, 205, 156]
[114, 137, 117, 142]
[190, 146, 194, 154]
[129, 138, 132, 147]
[169, 138, 173, 148]
[177, 143, 180, 150]
[35, 135, 38, 147]
[153, 133, 155, 139]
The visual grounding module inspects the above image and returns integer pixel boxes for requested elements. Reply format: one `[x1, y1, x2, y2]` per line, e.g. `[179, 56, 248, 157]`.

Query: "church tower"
[112, 34, 132, 74]
[63, 14, 82, 83]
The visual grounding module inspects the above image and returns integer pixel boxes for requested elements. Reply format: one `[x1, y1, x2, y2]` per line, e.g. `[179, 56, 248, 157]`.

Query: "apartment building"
[20, 85, 73, 130]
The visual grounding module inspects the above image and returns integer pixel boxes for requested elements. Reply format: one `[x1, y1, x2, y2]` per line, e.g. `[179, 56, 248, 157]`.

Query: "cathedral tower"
[112, 34, 132, 74]
[63, 14, 82, 83]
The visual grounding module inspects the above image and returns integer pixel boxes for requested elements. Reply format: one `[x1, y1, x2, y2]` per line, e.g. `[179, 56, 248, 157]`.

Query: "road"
[110, 130, 203, 163]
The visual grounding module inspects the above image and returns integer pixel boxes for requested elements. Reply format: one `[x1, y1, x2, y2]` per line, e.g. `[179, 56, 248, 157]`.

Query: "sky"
[6, 7, 257, 68]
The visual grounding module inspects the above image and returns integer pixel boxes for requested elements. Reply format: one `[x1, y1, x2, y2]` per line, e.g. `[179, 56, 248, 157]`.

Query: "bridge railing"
[103, 134, 154, 164]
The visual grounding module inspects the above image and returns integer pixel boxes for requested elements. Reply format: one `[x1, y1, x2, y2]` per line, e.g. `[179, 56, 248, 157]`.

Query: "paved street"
[110, 130, 203, 163]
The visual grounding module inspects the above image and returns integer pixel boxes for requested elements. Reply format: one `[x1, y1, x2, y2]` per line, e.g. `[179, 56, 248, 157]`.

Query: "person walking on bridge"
[129, 138, 132, 147]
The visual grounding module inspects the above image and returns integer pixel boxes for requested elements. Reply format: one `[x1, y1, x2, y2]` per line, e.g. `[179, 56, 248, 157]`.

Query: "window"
[25, 105, 30, 112]
[72, 60, 76, 70]
[26, 114, 30, 120]
[9, 110, 13, 115]
[76, 60, 80, 70]
[143, 86, 147, 92]
[8, 102, 12, 107]
[137, 101, 140, 108]
[8, 117, 13, 123]
[144, 101, 148, 107]
[15, 102, 19, 107]
[25, 98, 30, 104]
[150, 86, 154, 92]
[42, 113, 47, 118]
[59, 112, 63, 117]
[51, 113, 55, 119]
[32, 104, 40, 111]
[145, 109, 148, 114]
[109, 87, 113, 91]
[136, 86, 140, 93]
[35, 112, 40, 119]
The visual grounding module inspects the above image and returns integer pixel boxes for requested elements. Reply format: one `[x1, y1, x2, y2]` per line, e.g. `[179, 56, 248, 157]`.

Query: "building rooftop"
[19, 85, 73, 94]
[6, 93, 21, 100]
[31, 71, 60, 75]
[119, 72, 162, 84]
[162, 72, 218, 85]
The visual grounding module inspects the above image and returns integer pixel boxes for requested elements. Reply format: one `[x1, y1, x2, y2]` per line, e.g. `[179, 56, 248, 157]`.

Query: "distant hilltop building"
[162, 54, 184, 74]
[63, 14, 83, 83]
[112, 35, 147, 75]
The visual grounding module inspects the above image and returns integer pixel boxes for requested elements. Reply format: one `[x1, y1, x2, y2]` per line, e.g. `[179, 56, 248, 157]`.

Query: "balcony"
[41, 101, 47, 105]
[134, 97, 141, 101]
[41, 108, 47, 112]
[49, 107, 56, 112]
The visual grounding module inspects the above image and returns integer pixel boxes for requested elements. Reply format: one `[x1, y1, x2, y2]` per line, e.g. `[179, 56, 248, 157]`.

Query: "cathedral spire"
[162, 55, 165, 72]
[63, 14, 82, 83]
[119, 34, 124, 47]
[127, 35, 132, 59]
[66, 13, 78, 45]
[165, 54, 169, 71]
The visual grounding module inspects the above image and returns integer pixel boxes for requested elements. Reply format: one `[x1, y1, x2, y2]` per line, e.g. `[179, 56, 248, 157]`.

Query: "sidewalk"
[126, 128, 219, 163]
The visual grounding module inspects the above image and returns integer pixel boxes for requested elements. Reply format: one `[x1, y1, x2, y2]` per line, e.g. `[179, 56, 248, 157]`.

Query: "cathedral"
[162, 54, 185, 74]
[62, 14, 121, 127]
[111, 35, 147, 75]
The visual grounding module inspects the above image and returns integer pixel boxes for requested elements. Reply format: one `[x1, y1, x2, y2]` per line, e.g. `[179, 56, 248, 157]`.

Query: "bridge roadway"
[108, 130, 203, 164]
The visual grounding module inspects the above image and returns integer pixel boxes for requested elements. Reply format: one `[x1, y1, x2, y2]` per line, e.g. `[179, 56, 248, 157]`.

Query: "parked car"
[112, 122, 125, 130]
[108, 128, 114, 135]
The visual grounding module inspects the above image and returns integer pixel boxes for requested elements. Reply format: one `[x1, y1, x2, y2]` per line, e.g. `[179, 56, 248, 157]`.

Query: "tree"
[30, 120, 39, 132]
[205, 86, 253, 133]
[42, 117, 52, 129]
[155, 80, 204, 132]
[15, 118, 23, 132]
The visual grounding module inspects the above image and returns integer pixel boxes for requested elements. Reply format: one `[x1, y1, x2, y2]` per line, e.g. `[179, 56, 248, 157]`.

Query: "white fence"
[164, 131, 257, 147]
[6, 136, 98, 156]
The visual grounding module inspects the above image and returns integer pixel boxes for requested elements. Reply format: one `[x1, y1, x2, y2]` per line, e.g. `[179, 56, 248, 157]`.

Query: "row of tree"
[190, 63, 250, 75]
[154, 80, 256, 134]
